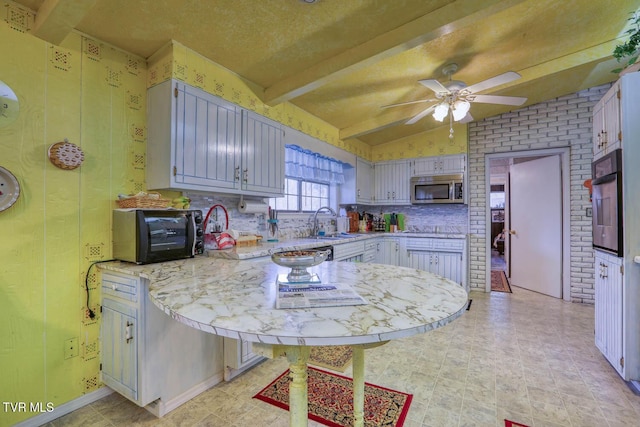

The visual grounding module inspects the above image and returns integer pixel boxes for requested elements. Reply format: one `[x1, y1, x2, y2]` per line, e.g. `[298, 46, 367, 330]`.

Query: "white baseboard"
[144, 373, 223, 417]
[627, 379, 640, 395]
[12, 387, 114, 427]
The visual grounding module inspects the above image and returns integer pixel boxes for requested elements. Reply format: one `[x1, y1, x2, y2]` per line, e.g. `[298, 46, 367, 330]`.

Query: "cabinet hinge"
[173, 166, 177, 176]
[99, 363, 102, 371]
[620, 356, 624, 367]
[618, 131, 622, 141]
[620, 265, 624, 275]
[174, 87, 178, 98]
[617, 89, 621, 100]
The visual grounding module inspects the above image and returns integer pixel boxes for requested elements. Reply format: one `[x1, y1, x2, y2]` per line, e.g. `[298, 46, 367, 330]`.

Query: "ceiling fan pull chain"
[449, 113, 454, 140]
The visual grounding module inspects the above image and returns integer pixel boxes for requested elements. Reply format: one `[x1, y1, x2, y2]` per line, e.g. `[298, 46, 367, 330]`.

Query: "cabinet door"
[412, 157, 438, 175]
[375, 239, 399, 265]
[242, 111, 285, 196]
[602, 85, 621, 154]
[223, 336, 264, 381]
[407, 251, 434, 272]
[392, 160, 411, 204]
[356, 158, 373, 204]
[175, 83, 242, 190]
[441, 154, 466, 174]
[407, 250, 462, 285]
[374, 162, 392, 204]
[594, 251, 624, 377]
[101, 299, 138, 402]
[593, 99, 606, 158]
[432, 251, 463, 286]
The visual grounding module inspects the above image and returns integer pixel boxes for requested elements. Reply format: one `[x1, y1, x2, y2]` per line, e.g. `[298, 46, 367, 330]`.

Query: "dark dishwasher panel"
[313, 245, 334, 261]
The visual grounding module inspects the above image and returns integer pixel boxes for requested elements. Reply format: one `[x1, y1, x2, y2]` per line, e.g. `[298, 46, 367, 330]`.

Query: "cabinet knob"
[508, 229, 517, 235]
[111, 284, 117, 291]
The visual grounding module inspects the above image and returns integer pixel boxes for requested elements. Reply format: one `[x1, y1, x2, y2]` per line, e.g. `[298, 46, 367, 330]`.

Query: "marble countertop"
[99, 256, 469, 347]
[208, 232, 468, 260]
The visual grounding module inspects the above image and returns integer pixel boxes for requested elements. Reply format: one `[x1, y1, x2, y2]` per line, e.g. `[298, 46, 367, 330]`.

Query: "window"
[269, 178, 330, 212]
[490, 184, 505, 209]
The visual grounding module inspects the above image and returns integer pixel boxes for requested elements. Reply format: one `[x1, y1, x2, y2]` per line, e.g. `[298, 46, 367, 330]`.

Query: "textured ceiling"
[15, 0, 640, 146]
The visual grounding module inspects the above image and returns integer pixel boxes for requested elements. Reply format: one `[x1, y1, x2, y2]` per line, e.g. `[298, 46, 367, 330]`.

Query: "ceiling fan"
[382, 63, 527, 132]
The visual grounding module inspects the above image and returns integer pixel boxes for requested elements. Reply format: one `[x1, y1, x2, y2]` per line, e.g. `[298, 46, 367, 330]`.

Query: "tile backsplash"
[186, 192, 468, 240]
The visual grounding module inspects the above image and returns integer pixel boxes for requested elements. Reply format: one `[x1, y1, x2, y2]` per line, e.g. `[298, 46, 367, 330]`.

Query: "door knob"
[508, 230, 516, 235]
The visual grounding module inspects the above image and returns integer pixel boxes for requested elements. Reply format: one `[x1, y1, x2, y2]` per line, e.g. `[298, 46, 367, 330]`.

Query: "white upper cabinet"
[147, 79, 284, 196]
[241, 111, 285, 195]
[412, 154, 466, 176]
[356, 158, 374, 204]
[374, 160, 410, 205]
[339, 157, 374, 205]
[593, 81, 621, 159]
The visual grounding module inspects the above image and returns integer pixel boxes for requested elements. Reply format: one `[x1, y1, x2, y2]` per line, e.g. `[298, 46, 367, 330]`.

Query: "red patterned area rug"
[505, 419, 530, 427]
[491, 270, 512, 293]
[253, 366, 413, 427]
[308, 345, 353, 372]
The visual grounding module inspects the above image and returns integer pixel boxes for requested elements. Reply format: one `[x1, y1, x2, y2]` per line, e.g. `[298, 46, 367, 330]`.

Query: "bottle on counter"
[390, 213, 397, 233]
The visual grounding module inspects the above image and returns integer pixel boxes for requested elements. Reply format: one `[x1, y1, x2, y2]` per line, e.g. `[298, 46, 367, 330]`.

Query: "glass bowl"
[271, 249, 330, 282]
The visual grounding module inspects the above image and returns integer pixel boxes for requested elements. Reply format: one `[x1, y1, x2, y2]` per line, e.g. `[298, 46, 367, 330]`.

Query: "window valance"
[285, 144, 345, 184]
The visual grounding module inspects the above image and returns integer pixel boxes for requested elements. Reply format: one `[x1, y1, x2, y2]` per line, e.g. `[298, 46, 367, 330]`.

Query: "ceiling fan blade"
[464, 71, 521, 94]
[418, 79, 450, 94]
[469, 94, 527, 106]
[380, 98, 437, 109]
[405, 104, 437, 125]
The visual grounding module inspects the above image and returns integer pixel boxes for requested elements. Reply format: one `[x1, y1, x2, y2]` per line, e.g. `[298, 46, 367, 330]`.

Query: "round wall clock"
[0, 80, 19, 128]
[0, 166, 20, 212]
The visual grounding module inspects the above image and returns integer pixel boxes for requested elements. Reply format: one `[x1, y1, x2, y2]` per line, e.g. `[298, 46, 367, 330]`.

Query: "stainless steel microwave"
[410, 174, 464, 204]
[112, 209, 205, 264]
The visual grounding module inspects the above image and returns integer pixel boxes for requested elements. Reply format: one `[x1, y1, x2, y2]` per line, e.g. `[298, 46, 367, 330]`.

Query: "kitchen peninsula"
[99, 254, 468, 426]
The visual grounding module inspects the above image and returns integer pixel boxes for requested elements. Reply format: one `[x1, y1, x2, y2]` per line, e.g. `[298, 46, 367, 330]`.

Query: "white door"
[509, 155, 562, 298]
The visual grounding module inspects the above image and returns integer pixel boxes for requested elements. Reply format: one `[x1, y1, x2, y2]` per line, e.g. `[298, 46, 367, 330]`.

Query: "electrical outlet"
[64, 338, 79, 359]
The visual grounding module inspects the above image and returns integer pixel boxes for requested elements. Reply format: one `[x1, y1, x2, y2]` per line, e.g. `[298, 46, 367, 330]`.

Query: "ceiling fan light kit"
[433, 103, 449, 121]
[382, 63, 527, 138]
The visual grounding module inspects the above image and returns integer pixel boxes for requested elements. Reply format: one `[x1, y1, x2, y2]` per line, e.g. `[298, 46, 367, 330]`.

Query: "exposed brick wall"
[468, 84, 612, 303]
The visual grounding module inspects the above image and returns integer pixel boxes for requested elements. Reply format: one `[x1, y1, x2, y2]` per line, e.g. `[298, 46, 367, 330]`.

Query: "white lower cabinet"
[594, 250, 624, 377]
[100, 271, 223, 416]
[407, 251, 462, 285]
[223, 337, 265, 381]
[363, 240, 377, 263]
[375, 238, 404, 266]
[333, 240, 366, 262]
[405, 237, 466, 288]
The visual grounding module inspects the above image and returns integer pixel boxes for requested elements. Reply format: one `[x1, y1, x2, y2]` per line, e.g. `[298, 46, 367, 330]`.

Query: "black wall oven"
[591, 149, 623, 257]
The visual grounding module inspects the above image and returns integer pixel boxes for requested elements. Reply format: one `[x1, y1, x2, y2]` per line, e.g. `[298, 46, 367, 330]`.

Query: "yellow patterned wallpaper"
[147, 40, 372, 161]
[372, 124, 468, 162]
[0, 2, 146, 424]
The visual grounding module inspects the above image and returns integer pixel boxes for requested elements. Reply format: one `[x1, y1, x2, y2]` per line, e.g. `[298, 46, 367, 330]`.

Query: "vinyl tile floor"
[47, 287, 640, 427]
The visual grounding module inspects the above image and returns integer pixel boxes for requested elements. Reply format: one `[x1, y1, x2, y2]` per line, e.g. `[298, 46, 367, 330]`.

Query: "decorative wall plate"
[48, 139, 85, 170]
[0, 80, 19, 128]
[0, 166, 20, 212]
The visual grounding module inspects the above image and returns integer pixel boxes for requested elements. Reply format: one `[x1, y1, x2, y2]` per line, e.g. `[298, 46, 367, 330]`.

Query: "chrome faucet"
[311, 206, 337, 237]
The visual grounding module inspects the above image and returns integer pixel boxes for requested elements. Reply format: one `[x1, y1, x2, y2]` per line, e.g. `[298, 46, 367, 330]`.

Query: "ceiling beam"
[339, 39, 619, 140]
[262, 0, 528, 106]
[31, 0, 98, 45]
